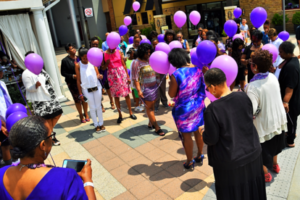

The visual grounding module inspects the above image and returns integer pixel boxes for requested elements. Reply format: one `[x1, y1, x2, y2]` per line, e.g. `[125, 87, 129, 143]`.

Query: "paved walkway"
[49, 37, 300, 199]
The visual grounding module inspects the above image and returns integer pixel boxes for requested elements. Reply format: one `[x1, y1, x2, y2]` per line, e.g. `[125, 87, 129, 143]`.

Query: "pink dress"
[104, 50, 131, 97]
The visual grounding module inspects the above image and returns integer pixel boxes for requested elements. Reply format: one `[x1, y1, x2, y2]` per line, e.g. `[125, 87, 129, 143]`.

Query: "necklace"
[13, 162, 55, 171]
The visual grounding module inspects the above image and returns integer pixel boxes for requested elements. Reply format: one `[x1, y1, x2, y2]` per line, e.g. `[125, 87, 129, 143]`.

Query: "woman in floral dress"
[103, 49, 137, 124]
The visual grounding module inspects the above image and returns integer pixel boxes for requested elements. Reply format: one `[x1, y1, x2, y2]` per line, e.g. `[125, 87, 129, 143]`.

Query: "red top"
[104, 50, 123, 69]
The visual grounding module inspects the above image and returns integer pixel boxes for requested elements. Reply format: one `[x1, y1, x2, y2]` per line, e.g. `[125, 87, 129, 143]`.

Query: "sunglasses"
[45, 132, 56, 141]
[205, 85, 210, 92]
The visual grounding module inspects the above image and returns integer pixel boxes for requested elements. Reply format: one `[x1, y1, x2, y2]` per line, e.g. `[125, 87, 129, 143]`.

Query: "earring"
[44, 151, 47, 157]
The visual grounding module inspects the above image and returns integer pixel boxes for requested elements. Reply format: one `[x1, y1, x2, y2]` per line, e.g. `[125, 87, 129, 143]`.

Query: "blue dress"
[172, 66, 206, 133]
[0, 166, 88, 200]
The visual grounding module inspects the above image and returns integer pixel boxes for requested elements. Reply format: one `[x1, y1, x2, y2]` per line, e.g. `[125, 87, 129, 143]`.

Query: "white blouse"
[245, 73, 287, 143]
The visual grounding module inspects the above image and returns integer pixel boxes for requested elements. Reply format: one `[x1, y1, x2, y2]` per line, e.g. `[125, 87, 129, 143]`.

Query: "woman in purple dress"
[168, 48, 206, 169]
[0, 116, 96, 200]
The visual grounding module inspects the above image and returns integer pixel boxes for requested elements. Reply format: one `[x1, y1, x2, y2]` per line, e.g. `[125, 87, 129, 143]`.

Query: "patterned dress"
[172, 66, 206, 133]
[104, 50, 131, 97]
[32, 71, 63, 119]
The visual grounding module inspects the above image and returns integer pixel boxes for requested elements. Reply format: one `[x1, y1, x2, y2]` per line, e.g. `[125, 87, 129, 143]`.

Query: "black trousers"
[287, 113, 298, 145]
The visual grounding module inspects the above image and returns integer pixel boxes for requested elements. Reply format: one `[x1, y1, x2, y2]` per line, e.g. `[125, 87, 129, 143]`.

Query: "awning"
[145, 0, 154, 11]
[123, 0, 133, 14]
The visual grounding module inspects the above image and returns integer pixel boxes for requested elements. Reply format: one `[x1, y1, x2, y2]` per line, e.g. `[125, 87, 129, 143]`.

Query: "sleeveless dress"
[104, 51, 131, 97]
[172, 66, 206, 133]
[0, 166, 88, 199]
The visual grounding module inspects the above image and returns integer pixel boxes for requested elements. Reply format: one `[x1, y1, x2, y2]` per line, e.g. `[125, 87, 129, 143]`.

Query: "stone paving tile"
[129, 180, 158, 199]
[143, 190, 172, 200]
[160, 178, 192, 199]
[53, 124, 66, 135]
[111, 191, 137, 200]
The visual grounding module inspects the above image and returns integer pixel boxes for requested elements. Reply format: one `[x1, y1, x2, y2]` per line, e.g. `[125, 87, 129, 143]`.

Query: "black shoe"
[52, 137, 61, 146]
[117, 117, 123, 124]
[130, 114, 137, 120]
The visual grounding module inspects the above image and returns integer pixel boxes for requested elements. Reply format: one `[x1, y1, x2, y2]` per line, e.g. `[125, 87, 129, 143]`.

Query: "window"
[131, 14, 137, 25]
[141, 12, 149, 24]
[285, 0, 299, 9]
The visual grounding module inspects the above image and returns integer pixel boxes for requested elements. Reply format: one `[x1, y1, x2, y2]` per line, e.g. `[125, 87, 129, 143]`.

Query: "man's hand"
[36, 81, 41, 89]
[283, 103, 289, 113]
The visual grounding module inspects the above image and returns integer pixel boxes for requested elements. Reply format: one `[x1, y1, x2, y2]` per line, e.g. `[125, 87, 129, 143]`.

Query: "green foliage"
[150, 22, 156, 31]
[221, 29, 227, 37]
[272, 13, 289, 26]
[8, 86, 26, 105]
[141, 27, 152, 38]
[292, 12, 300, 25]
[96, 36, 103, 48]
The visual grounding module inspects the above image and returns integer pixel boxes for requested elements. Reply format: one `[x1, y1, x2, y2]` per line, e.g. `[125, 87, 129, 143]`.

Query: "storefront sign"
[84, 8, 93, 18]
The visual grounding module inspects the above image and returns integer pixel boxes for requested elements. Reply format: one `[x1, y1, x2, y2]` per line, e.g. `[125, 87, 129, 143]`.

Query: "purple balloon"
[158, 34, 165, 43]
[140, 38, 151, 45]
[155, 42, 170, 54]
[169, 64, 177, 76]
[169, 41, 182, 50]
[127, 69, 130, 76]
[278, 31, 290, 41]
[233, 8, 242, 19]
[129, 36, 134, 44]
[174, 11, 187, 28]
[87, 48, 103, 67]
[6, 103, 27, 119]
[24, 53, 44, 75]
[6, 111, 28, 132]
[250, 7, 267, 28]
[224, 20, 238, 37]
[132, 1, 140, 12]
[190, 47, 196, 56]
[196, 40, 217, 65]
[210, 55, 238, 86]
[107, 32, 121, 50]
[0, 119, 1, 130]
[189, 11, 201, 26]
[262, 44, 278, 63]
[124, 16, 132, 26]
[233, 34, 244, 41]
[119, 25, 128, 36]
[205, 90, 217, 102]
[191, 53, 203, 69]
[149, 51, 170, 74]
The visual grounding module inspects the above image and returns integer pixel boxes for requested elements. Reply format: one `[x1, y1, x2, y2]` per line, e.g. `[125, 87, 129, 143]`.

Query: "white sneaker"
[138, 106, 145, 112]
[134, 106, 140, 112]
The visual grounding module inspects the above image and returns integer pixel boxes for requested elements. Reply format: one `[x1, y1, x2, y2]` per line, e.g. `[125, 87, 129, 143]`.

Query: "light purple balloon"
[107, 32, 121, 50]
[119, 25, 128, 36]
[87, 48, 103, 67]
[233, 34, 244, 41]
[140, 38, 151, 45]
[262, 44, 278, 63]
[278, 31, 290, 41]
[233, 8, 242, 19]
[250, 7, 267, 28]
[149, 51, 170, 74]
[158, 34, 165, 42]
[205, 90, 217, 102]
[174, 11, 187, 28]
[169, 64, 177, 76]
[24, 53, 44, 75]
[132, 1, 140, 12]
[189, 11, 201, 26]
[141, 35, 147, 40]
[210, 55, 238, 86]
[155, 42, 170, 54]
[129, 36, 134, 44]
[169, 41, 182, 50]
[190, 47, 196, 56]
[124, 16, 132, 26]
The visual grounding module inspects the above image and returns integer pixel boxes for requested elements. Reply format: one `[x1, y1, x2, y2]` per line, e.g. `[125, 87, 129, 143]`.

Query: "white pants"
[82, 86, 103, 128]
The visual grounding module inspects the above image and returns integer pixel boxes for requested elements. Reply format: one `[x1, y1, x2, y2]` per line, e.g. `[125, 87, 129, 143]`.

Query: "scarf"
[0, 83, 12, 109]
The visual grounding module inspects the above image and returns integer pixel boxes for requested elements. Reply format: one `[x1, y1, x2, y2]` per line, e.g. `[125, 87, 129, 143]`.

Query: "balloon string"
[10, 68, 32, 115]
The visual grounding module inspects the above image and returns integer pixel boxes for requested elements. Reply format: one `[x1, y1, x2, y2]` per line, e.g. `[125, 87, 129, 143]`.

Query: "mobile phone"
[78, 95, 88, 102]
[62, 159, 87, 172]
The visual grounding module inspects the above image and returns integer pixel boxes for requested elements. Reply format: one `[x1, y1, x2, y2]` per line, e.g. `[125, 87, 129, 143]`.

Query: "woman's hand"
[106, 59, 111, 65]
[1, 126, 8, 137]
[138, 90, 144, 98]
[36, 81, 41, 89]
[79, 94, 84, 101]
[283, 103, 289, 113]
[202, 66, 209, 74]
[78, 159, 93, 183]
[97, 74, 103, 80]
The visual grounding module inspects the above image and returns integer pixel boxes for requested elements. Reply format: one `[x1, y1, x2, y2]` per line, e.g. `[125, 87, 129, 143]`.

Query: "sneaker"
[96, 126, 101, 132]
[138, 106, 145, 112]
[52, 137, 61, 146]
[134, 106, 140, 112]
[273, 164, 280, 173]
[99, 125, 106, 132]
[265, 173, 272, 182]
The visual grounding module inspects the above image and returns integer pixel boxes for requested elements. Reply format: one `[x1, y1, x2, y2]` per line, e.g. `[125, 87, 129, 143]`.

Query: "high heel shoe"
[194, 154, 204, 163]
[183, 159, 195, 170]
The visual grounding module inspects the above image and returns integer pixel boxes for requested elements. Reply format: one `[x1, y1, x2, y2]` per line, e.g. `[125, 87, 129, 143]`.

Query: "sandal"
[111, 102, 116, 110]
[130, 114, 137, 120]
[85, 118, 90, 122]
[148, 125, 155, 129]
[194, 154, 204, 163]
[183, 160, 195, 170]
[155, 128, 165, 136]
[102, 89, 107, 95]
[265, 173, 272, 182]
[117, 117, 123, 124]
[273, 164, 280, 174]
[81, 119, 86, 123]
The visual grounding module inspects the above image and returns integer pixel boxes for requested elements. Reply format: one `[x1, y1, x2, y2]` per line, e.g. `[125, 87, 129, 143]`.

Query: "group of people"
[0, 19, 299, 199]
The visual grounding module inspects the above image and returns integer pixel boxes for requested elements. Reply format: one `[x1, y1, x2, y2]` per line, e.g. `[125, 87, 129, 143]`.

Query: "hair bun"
[11, 147, 26, 159]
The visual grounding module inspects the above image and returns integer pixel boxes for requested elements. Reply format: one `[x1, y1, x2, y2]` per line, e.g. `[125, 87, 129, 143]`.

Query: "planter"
[275, 25, 283, 34]
[294, 24, 300, 33]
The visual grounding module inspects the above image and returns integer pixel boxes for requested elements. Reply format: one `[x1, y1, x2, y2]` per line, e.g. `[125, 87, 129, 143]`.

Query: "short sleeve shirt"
[132, 59, 158, 90]
[240, 24, 249, 38]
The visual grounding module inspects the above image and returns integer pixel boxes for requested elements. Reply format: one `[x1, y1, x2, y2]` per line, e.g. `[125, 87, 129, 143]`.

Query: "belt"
[88, 86, 98, 93]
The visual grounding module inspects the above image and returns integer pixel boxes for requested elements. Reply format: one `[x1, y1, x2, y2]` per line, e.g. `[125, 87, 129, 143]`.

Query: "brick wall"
[107, 0, 117, 31]
[239, 0, 298, 33]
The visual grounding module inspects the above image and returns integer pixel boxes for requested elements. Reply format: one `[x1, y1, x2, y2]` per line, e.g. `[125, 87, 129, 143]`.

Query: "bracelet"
[79, 94, 83, 98]
[84, 182, 94, 188]
[283, 102, 289, 105]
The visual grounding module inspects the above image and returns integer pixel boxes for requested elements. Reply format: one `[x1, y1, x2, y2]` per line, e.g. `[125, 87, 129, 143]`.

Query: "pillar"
[46, 6, 59, 48]
[31, 7, 65, 101]
[67, 0, 81, 48]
